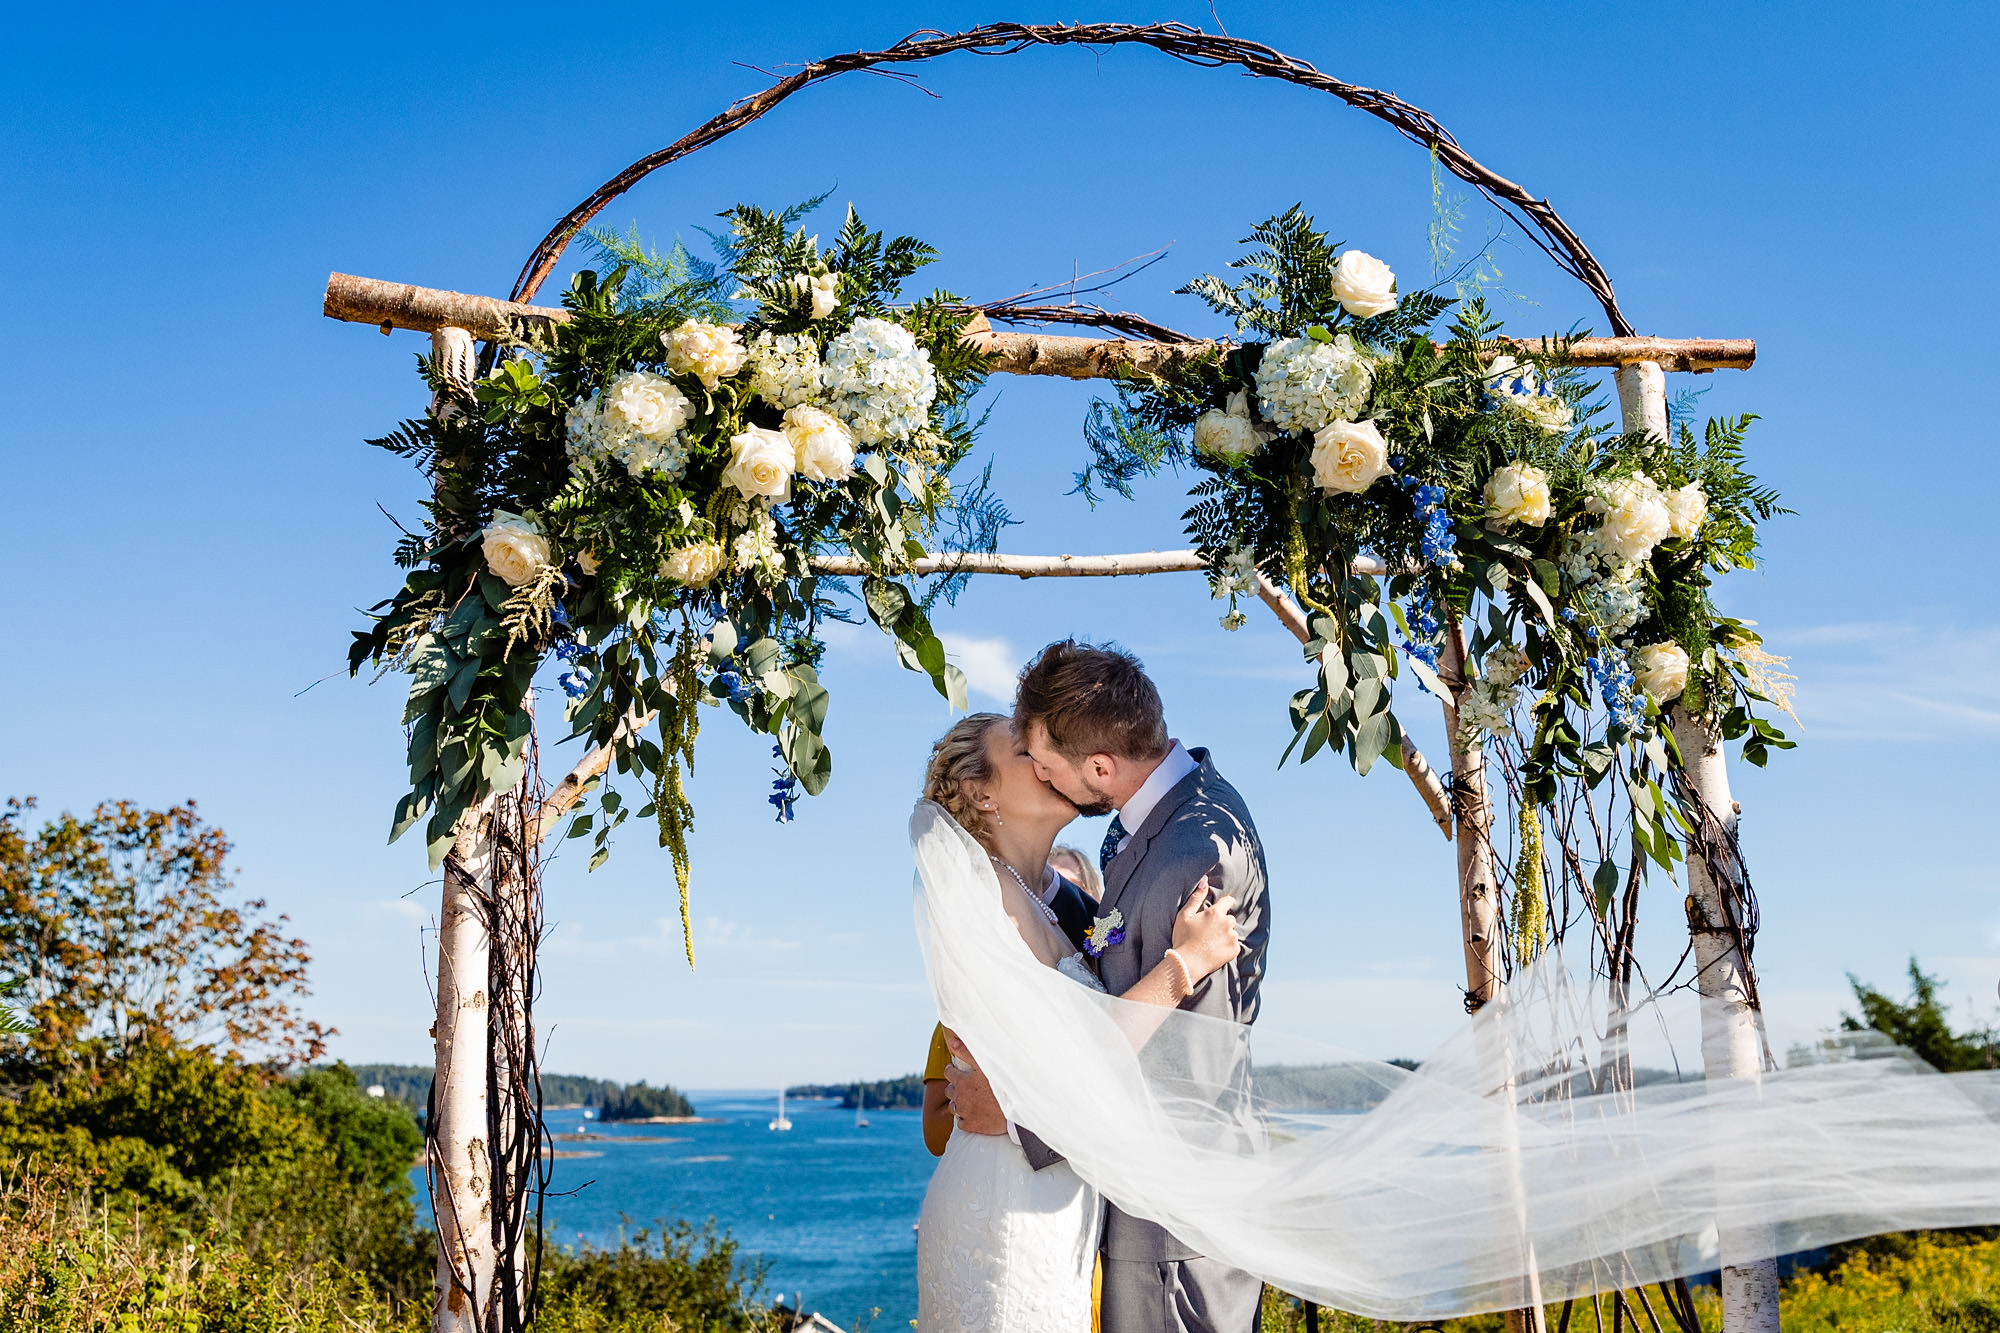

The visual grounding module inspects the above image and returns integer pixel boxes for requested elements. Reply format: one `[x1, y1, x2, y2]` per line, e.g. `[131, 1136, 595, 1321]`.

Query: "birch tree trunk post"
[1438, 616, 1547, 1333]
[425, 324, 514, 1333]
[1617, 359, 1781, 1333]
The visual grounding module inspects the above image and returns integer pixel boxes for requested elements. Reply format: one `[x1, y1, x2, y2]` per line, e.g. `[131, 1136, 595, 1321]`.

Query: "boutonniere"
[1084, 908, 1126, 957]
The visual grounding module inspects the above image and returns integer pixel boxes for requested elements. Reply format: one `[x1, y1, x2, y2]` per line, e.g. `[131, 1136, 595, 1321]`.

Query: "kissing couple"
[900, 642, 2000, 1333]
[912, 639, 1269, 1333]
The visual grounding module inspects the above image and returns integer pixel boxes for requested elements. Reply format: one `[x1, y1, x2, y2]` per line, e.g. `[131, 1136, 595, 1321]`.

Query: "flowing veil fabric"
[910, 801, 2000, 1319]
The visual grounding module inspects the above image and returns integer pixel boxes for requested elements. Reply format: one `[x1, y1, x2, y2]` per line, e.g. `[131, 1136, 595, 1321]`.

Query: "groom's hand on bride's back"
[942, 1037, 1010, 1135]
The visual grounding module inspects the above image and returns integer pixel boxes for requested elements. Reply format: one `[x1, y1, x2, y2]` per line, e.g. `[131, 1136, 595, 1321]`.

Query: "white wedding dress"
[915, 859, 1107, 1333]
[908, 800, 2000, 1322]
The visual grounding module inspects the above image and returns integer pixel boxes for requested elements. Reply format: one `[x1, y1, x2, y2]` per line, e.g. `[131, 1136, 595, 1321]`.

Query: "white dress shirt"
[1112, 741, 1198, 855]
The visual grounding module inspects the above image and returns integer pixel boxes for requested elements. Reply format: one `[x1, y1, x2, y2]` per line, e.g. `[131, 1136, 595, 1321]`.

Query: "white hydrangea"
[748, 331, 823, 409]
[731, 508, 784, 584]
[1576, 574, 1646, 638]
[565, 371, 692, 479]
[820, 316, 937, 445]
[1254, 334, 1372, 434]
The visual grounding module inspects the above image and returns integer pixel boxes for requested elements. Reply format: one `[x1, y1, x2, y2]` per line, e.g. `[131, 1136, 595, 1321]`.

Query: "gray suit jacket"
[1020, 747, 1270, 1262]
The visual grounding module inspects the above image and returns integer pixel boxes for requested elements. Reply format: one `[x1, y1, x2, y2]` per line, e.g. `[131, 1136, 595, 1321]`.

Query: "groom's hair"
[1014, 640, 1169, 762]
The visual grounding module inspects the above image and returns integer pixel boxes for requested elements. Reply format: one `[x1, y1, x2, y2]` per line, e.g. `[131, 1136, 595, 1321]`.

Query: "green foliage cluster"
[351, 198, 1002, 950]
[1257, 1232, 2000, 1333]
[1080, 205, 1795, 965]
[597, 1080, 696, 1121]
[786, 1072, 926, 1110]
[339, 1063, 696, 1119]
[0, 1045, 432, 1302]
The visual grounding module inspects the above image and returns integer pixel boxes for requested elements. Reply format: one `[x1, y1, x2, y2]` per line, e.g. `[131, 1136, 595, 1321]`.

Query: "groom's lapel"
[1099, 750, 1210, 917]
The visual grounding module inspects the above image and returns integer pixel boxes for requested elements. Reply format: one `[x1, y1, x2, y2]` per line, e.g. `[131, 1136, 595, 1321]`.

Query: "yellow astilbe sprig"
[1511, 800, 1547, 966]
[498, 562, 568, 661]
[1735, 641, 1799, 725]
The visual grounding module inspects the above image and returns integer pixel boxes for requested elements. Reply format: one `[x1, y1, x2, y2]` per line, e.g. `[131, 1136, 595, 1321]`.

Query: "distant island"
[339, 1065, 694, 1120]
[786, 1073, 926, 1110]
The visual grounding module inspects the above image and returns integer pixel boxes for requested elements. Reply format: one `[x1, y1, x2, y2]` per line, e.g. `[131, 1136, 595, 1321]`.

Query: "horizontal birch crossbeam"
[808, 550, 1389, 578]
[324, 273, 1756, 374]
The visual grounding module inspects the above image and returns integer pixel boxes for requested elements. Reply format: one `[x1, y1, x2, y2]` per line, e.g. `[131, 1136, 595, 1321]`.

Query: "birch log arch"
[325, 22, 1794, 1333]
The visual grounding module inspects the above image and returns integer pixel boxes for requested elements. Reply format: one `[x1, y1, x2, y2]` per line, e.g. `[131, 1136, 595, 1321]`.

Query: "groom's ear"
[1086, 753, 1118, 783]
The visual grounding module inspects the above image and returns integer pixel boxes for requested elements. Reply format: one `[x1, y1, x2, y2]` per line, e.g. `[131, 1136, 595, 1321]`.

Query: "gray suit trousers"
[1100, 1256, 1263, 1333]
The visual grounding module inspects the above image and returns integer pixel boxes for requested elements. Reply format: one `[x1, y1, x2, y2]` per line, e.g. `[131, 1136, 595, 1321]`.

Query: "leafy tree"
[267, 1062, 424, 1195]
[1843, 958, 1999, 1072]
[0, 797, 329, 1071]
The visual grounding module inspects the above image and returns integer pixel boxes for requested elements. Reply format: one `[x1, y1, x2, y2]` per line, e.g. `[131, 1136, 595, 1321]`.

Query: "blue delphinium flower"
[711, 668, 759, 703]
[1587, 649, 1643, 734]
[768, 744, 799, 823]
[550, 602, 570, 627]
[1411, 485, 1458, 568]
[558, 669, 592, 699]
[1399, 588, 1445, 686]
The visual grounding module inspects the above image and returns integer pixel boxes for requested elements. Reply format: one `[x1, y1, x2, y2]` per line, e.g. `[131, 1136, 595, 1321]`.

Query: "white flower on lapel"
[1084, 908, 1126, 957]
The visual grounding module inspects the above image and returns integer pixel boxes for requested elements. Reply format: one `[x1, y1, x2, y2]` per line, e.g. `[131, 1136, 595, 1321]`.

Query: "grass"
[1259, 1233, 2000, 1333]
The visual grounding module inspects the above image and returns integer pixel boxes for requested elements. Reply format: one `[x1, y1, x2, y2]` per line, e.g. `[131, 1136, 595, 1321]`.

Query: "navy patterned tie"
[1099, 814, 1129, 874]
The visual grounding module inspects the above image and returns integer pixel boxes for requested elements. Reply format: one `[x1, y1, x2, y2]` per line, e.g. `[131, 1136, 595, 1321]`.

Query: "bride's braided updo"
[924, 712, 1008, 842]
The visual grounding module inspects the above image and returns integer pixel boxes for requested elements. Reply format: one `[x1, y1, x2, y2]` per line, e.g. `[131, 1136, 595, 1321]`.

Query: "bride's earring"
[984, 801, 1003, 827]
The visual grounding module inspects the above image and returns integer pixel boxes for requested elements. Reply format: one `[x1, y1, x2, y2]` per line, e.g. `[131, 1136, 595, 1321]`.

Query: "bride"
[914, 713, 1244, 1333]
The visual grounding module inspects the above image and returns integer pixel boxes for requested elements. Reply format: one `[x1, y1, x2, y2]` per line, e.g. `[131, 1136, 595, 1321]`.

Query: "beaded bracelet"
[1162, 948, 1194, 1000]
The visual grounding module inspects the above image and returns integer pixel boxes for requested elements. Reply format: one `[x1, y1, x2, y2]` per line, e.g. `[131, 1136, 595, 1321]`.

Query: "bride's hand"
[1171, 884, 1242, 980]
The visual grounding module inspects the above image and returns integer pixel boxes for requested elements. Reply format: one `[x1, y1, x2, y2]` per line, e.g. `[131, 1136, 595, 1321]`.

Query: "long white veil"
[911, 801, 2000, 1319]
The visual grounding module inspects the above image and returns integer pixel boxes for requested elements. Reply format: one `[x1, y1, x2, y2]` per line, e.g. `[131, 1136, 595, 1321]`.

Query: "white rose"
[1331, 250, 1398, 317]
[1632, 641, 1691, 703]
[1592, 473, 1673, 563]
[480, 512, 551, 588]
[723, 425, 795, 502]
[603, 371, 690, 440]
[783, 404, 856, 482]
[1483, 463, 1552, 527]
[789, 271, 841, 320]
[662, 320, 748, 390]
[1194, 408, 1261, 460]
[1310, 419, 1392, 494]
[661, 541, 727, 588]
[1664, 482, 1708, 541]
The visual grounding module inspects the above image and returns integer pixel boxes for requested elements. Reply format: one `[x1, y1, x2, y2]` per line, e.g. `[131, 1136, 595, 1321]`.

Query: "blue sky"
[4, 2, 1997, 1086]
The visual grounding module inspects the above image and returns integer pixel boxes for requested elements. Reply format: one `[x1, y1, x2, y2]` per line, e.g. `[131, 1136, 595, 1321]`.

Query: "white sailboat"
[854, 1087, 869, 1129]
[768, 1087, 792, 1131]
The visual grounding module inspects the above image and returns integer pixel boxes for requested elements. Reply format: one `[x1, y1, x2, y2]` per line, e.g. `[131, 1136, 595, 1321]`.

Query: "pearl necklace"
[991, 855, 1060, 926]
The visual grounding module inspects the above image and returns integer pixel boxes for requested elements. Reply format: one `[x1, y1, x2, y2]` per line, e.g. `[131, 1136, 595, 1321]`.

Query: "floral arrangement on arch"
[1080, 206, 1796, 964]
[351, 198, 1004, 952]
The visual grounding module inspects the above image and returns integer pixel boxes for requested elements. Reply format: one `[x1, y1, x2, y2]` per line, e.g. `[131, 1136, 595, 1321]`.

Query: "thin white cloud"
[1768, 618, 2000, 741]
[938, 633, 1022, 703]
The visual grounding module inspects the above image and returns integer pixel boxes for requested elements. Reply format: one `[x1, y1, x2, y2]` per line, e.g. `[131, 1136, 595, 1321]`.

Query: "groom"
[947, 639, 1270, 1333]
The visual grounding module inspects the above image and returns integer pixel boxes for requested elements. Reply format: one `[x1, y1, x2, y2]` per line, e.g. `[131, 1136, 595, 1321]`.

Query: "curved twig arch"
[510, 21, 1636, 336]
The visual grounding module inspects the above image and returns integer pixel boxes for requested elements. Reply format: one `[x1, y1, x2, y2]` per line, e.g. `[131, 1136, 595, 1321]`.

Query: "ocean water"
[419, 1089, 932, 1330]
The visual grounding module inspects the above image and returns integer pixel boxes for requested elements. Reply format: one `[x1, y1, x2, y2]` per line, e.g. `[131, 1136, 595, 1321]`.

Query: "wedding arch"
[322, 23, 1789, 1333]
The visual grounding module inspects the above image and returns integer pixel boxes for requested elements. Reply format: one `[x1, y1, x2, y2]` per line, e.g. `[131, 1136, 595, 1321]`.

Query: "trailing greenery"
[351, 197, 1003, 955]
